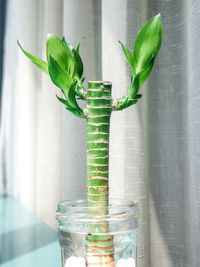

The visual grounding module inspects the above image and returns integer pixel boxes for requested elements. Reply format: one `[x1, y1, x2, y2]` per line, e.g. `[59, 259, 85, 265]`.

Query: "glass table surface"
[0, 193, 61, 267]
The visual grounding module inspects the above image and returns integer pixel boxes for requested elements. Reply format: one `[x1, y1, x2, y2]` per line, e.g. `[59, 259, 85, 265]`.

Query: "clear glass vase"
[56, 199, 139, 267]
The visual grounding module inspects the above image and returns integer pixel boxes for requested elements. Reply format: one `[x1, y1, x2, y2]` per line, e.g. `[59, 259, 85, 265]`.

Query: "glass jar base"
[57, 199, 139, 267]
[64, 256, 136, 267]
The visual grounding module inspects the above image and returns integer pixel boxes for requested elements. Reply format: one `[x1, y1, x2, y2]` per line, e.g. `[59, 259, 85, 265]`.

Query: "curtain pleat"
[1, 0, 63, 229]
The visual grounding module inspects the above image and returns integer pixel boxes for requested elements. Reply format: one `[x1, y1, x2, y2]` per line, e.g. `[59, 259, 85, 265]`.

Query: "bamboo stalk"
[86, 81, 114, 266]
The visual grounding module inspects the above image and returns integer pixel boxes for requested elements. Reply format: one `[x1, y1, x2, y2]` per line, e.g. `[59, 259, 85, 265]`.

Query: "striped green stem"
[86, 81, 114, 266]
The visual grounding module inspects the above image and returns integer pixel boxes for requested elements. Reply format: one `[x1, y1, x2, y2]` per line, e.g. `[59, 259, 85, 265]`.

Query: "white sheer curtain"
[2, 0, 200, 266]
[1, 0, 63, 228]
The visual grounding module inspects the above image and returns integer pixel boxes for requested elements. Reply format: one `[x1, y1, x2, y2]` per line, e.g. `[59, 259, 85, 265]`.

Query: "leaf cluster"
[18, 35, 86, 118]
[18, 14, 162, 115]
[117, 14, 162, 110]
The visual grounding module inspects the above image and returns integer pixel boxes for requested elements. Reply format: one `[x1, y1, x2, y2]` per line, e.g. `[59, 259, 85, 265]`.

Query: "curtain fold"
[1, 0, 200, 266]
[1, 0, 63, 229]
[0, 0, 7, 113]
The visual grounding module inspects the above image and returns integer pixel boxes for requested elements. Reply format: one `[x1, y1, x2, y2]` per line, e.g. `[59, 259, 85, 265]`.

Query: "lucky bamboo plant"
[18, 14, 162, 266]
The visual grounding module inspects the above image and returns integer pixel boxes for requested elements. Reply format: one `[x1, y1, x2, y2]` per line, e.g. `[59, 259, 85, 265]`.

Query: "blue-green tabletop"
[0, 193, 61, 267]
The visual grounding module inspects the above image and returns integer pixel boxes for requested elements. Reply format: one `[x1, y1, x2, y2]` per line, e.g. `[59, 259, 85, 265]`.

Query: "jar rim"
[56, 198, 139, 223]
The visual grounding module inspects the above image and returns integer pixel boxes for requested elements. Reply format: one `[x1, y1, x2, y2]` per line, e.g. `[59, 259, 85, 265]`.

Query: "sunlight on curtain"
[1, 0, 63, 229]
[1, 0, 200, 266]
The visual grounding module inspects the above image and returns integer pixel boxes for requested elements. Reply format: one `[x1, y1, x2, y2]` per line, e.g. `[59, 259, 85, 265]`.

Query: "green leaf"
[126, 98, 138, 108]
[137, 57, 155, 88]
[46, 34, 70, 73]
[48, 55, 73, 93]
[61, 37, 75, 76]
[72, 48, 83, 79]
[119, 41, 136, 70]
[127, 75, 139, 99]
[74, 81, 86, 100]
[81, 76, 85, 83]
[17, 41, 49, 75]
[66, 107, 83, 118]
[56, 95, 69, 106]
[62, 38, 83, 79]
[136, 94, 142, 99]
[56, 83, 84, 118]
[57, 94, 83, 118]
[66, 82, 84, 117]
[67, 81, 79, 108]
[134, 14, 162, 73]
[76, 42, 80, 54]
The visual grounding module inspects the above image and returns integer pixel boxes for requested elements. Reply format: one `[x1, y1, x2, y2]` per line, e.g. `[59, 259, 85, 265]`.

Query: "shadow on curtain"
[0, 0, 7, 121]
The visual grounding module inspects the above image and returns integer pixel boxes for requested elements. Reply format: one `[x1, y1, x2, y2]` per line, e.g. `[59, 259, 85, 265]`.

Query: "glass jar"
[56, 199, 139, 267]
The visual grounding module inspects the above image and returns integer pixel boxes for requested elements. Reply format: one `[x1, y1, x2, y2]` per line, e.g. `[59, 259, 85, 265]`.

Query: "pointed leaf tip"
[134, 14, 162, 73]
[17, 40, 49, 75]
[76, 42, 80, 53]
[119, 40, 136, 70]
[155, 13, 161, 18]
[47, 33, 55, 40]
